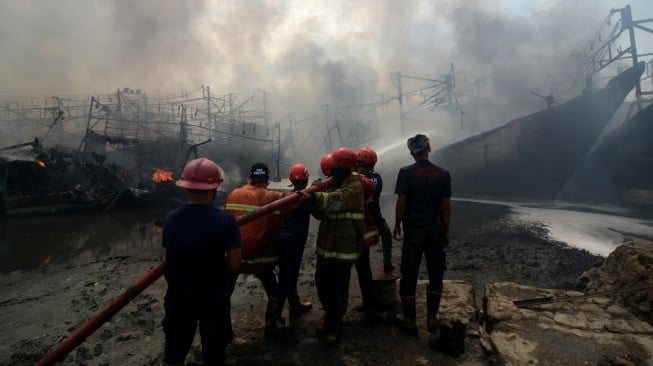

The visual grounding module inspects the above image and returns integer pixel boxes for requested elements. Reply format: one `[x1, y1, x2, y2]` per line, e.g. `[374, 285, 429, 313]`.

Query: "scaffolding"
[581, 4, 653, 107]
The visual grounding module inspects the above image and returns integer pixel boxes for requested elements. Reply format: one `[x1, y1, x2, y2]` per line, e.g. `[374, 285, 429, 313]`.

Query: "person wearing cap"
[393, 134, 451, 337]
[307, 147, 366, 346]
[161, 158, 242, 366]
[224, 163, 292, 338]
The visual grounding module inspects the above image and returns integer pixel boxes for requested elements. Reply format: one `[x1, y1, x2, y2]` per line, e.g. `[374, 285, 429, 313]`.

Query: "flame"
[152, 168, 174, 183]
[35, 160, 46, 168]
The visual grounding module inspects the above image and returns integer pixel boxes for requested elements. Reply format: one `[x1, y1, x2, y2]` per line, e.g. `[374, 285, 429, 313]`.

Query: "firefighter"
[224, 163, 292, 338]
[308, 147, 365, 346]
[278, 163, 313, 318]
[393, 134, 451, 336]
[161, 158, 242, 366]
[356, 146, 395, 273]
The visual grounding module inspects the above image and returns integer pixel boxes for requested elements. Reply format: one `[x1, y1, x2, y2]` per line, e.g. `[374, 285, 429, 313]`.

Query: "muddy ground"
[0, 199, 603, 365]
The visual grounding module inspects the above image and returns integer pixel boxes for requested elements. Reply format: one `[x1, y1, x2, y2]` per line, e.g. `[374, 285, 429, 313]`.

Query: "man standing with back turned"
[393, 134, 451, 337]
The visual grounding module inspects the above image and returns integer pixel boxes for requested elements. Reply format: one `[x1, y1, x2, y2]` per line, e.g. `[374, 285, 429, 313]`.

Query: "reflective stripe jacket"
[224, 184, 285, 272]
[312, 173, 365, 262]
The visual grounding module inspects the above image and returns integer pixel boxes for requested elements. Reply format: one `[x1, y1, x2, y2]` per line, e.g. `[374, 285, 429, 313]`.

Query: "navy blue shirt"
[162, 203, 242, 298]
[280, 188, 311, 243]
[394, 160, 451, 229]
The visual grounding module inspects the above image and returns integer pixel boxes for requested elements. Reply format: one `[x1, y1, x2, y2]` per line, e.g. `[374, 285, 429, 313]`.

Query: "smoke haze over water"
[1, 0, 652, 149]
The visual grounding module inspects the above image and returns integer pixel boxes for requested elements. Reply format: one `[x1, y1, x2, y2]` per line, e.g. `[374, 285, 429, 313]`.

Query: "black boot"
[453, 320, 466, 355]
[316, 312, 333, 336]
[288, 294, 312, 317]
[395, 295, 417, 335]
[426, 289, 442, 333]
[429, 323, 460, 358]
[325, 313, 343, 346]
[264, 297, 293, 338]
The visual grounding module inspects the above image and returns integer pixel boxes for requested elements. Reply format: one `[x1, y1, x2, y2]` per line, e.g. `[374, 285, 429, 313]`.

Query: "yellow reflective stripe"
[316, 247, 359, 261]
[326, 212, 364, 220]
[242, 256, 279, 264]
[225, 203, 280, 214]
[319, 193, 329, 210]
[364, 230, 378, 239]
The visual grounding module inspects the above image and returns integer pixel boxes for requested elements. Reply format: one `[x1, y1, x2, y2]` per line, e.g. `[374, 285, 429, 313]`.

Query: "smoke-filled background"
[1, 0, 652, 177]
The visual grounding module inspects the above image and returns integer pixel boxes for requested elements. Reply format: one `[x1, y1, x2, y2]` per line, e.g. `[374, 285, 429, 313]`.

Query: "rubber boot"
[288, 294, 312, 317]
[453, 320, 466, 355]
[427, 289, 442, 333]
[395, 295, 417, 335]
[429, 323, 460, 357]
[264, 297, 293, 338]
[325, 312, 343, 346]
[316, 312, 333, 336]
[381, 222, 394, 273]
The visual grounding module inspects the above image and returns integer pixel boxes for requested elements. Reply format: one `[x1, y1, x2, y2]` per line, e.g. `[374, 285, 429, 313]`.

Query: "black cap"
[407, 134, 431, 154]
[250, 163, 269, 182]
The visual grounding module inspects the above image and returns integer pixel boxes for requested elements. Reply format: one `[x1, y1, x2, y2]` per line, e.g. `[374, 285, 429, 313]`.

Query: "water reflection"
[0, 208, 168, 274]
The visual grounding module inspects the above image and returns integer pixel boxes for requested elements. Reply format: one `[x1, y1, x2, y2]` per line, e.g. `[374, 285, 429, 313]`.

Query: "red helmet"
[357, 147, 377, 165]
[176, 158, 223, 190]
[289, 163, 309, 181]
[332, 147, 357, 169]
[320, 153, 333, 176]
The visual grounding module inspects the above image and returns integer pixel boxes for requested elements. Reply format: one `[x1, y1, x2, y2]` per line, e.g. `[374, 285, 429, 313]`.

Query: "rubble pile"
[483, 282, 653, 365]
[578, 242, 653, 325]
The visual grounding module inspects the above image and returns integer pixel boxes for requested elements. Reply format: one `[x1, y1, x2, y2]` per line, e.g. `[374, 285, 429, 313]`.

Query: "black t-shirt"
[364, 171, 385, 226]
[394, 160, 451, 229]
[162, 203, 241, 296]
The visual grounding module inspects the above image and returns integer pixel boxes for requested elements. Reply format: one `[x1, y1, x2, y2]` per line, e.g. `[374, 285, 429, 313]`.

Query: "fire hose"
[35, 177, 333, 366]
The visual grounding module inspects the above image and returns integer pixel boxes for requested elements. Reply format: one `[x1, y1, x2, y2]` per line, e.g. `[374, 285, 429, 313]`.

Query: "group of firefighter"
[160, 133, 453, 365]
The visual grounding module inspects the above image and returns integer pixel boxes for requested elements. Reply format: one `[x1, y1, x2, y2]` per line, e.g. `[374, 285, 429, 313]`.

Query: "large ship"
[557, 102, 653, 208]
[430, 62, 646, 200]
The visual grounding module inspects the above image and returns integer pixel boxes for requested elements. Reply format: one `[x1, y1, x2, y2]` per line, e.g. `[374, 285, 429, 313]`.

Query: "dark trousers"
[163, 301, 229, 366]
[225, 271, 281, 299]
[278, 237, 306, 300]
[315, 256, 353, 317]
[354, 247, 374, 310]
[399, 226, 447, 297]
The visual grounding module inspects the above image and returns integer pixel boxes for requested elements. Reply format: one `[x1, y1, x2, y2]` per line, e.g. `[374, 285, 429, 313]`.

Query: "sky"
[0, 0, 652, 145]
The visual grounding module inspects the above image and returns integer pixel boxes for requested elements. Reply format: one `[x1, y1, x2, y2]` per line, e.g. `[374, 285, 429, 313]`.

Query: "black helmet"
[407, 134, 431, 154]
[250, 163, 270, 183]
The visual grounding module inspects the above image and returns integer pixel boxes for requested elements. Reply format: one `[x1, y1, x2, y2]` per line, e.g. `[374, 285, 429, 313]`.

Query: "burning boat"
[0, 141, 142, 217]
[431, 62, 645, 200]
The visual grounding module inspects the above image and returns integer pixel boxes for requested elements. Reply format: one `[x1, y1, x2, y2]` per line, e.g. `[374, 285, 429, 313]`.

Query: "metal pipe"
[35, 177, 333, 366]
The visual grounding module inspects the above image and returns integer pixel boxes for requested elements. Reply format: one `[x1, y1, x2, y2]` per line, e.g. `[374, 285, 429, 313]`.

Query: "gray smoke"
[0, 0, 648, 166]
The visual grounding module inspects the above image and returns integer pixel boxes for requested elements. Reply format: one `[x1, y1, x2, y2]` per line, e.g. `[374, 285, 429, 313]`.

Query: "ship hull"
[432, 62, 645, 200]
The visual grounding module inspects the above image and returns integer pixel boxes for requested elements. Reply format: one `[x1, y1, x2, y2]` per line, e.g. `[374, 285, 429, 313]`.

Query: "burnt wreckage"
[0, 139, 156, 217]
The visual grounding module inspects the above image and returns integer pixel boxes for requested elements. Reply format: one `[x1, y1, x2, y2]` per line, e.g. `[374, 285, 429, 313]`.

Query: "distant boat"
[431, 62, 646, 200]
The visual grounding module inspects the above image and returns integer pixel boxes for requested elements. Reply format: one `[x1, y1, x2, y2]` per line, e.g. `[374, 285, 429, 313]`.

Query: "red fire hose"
[35, 177, 333, 365]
